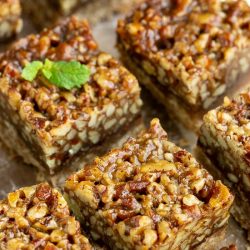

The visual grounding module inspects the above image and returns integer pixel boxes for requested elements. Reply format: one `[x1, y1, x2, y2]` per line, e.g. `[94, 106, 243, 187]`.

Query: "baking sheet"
[0, 12, 250, 250]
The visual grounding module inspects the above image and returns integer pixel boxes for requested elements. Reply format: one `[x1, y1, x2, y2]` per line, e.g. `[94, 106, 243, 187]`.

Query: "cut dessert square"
[22, 0, 143, 29]
[198, 91, 250, 240]
[0, 183, 92, 250]
[21, 0, 84, 29]
[0, 0, 22, 41]
[117, 0, 250, 129]
[0, 17, 142, 174]
[65, 118, 234, 250]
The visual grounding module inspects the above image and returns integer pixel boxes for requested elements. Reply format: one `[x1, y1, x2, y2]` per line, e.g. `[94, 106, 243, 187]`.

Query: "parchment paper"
[0, 12, 249, 250]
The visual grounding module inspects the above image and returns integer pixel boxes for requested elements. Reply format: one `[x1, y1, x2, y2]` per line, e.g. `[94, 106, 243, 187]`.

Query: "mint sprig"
[21, 59, 91, 90]
[21, 61, 43, 82]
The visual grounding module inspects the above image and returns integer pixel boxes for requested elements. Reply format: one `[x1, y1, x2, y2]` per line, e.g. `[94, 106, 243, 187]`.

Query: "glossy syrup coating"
[0, 17, 142, 173]
[117, 0, 250, 109]
[0, 183, 92, 250]
[65, 119, 234, 250]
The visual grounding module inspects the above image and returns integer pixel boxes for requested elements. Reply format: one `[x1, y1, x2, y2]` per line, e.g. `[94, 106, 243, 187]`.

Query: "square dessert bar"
[0, 0, 22, 41]
[0, 17, 142, 174]
[22, 0, 85, 29]
[0, 183, 92, 250]
[117, 0, 250, 128]
[22, 0, 143, 29]
[198, 91, 250, 240]
[65, 119, 234, 250]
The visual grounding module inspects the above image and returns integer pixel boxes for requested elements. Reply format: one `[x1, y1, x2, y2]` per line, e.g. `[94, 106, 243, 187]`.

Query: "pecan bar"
[117, 0, 250, 129]
[0, 183, 92, 249]
[22, 0, 84, 29]
[198, 91, 250, 240]
[65, 119, 234, 250]
[22, 0, 143, 29]
[0, 0, 22, 41]
[0, 17, 142, 174]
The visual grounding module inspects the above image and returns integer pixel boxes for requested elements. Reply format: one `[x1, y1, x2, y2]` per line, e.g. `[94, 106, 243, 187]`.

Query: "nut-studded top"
[0, 0, 21, 19]
[65, 119, 233, 247]
[0, 16, 140, 131]
[203, 91, 250, 173]
[0, 183, 92, 250]
[117, 0, 250, 107]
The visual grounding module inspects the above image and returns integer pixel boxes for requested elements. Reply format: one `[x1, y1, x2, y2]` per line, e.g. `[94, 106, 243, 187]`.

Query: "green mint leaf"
[21, 59, 90, 90]
[42, 59, 90, 90]
[21, 61, 43, 81]
[44, 58, 53, 71]
[42, 68, 52, 79]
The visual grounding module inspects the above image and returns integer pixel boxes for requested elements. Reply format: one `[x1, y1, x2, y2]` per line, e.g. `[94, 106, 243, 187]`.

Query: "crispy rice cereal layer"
[0, 0, 22, 40]
[117, 0, 250, 110]
[199, 91, 250, 239]
[0, 17, 142, 174]
[0, 183, 92, 250]
[65, 119, 234, 250]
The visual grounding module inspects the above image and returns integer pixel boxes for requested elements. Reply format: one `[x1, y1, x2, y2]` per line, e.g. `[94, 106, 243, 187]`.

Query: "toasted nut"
[209, 182, 231, 208]
[140, 161, 176, 173]
[143, 229, 157, 247]
[27, 203, 48, 222]
[50, 229, 66, 242]
[191, 179, 205, 193]
[227, 173, 239, 183]
[7, 191, 19, 208]
[157, 221, 171, 242]
[50, 123, 71, 137]
[183, 194, 200, 206]
[243, 174, 250, 188]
